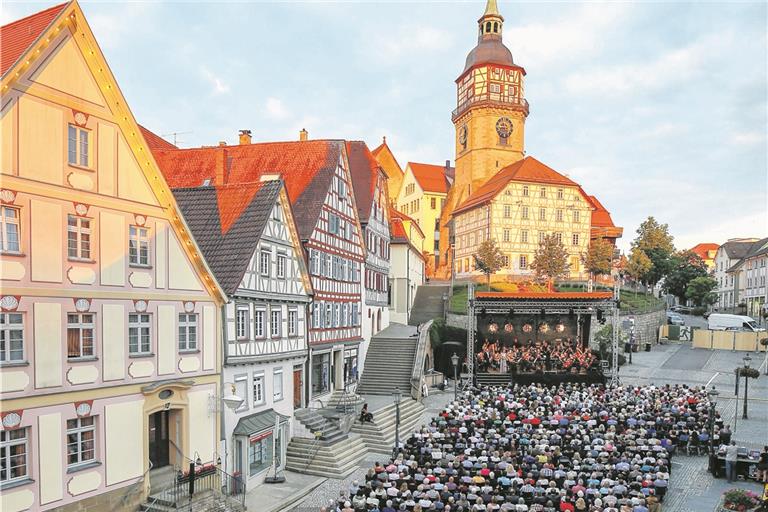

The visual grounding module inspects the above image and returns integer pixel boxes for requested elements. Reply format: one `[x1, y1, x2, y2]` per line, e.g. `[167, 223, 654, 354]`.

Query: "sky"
[4, 0, 767, 253]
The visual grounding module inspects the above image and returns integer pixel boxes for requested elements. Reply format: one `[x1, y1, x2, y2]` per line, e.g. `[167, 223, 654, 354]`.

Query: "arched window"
[493, 22, 499, 33]
[485, 22, 492, 33]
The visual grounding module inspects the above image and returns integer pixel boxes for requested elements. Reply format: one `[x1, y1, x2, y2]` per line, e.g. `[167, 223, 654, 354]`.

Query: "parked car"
[671, 305, 693, 314]
[707, 313, 764, 332]
[666, 312, 685, 326]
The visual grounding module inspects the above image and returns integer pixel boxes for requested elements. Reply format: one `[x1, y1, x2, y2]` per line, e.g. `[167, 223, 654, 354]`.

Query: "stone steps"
[358, 337, 418, 396]
[285, 434, 367, 478]
[351, 399, 426, 455]
[409, 285, 449, 325]
[294, 408, 347, 443]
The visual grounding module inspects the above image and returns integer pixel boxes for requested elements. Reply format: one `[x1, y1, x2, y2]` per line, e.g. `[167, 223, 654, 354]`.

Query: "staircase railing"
[410, 320, 433, 401]
[303, 413, 333, 473]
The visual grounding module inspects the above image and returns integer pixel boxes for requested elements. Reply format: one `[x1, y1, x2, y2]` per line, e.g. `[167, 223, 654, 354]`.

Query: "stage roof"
[475, 291, 614, 300]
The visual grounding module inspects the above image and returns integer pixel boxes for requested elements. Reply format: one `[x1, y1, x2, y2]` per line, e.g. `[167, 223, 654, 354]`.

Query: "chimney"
[218, 141, 227, 147]
[299, 128, 308, 141]
[215, 147, 228, 186]
[238, 129, 252, 145]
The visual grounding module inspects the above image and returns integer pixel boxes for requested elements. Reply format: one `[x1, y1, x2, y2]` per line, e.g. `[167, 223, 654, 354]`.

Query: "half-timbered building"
[171, 179, 312, 487]
[348, 142, 391, 367]
[149, 134, 366, 404]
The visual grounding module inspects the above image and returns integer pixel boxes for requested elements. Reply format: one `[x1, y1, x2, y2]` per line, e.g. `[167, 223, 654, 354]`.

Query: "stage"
[467, 288, 618, 386]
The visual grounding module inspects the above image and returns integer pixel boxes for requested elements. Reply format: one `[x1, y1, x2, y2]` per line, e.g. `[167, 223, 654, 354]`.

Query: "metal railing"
[410, 320, 433, 401]
[174, 463, 246, 510]
[303, 413, 333, 473]
[452, 95, 529, 120]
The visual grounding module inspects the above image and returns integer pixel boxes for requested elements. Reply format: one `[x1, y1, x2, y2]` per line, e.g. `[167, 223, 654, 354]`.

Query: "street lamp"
[707, 387, 719, 475]
[742, 354, 752, 419]
[451, 352, 460, 401]
[392, 387, 401, 460]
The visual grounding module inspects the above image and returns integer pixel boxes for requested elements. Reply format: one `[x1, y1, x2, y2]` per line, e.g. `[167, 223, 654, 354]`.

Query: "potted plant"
[720, 488, 761, 511]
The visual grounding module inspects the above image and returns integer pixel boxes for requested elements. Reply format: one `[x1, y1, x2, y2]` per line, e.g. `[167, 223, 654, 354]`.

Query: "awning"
[232, 409, 290, 437]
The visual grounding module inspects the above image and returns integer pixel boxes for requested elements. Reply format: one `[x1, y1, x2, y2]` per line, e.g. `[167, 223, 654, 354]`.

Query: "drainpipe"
[219, 303, 228, 476]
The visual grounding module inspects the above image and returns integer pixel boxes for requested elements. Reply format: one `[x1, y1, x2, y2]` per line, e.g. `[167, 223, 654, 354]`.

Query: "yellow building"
[0, 3, 227, 510]
[371, 137, 405, 206]
[395, 162, 454, 270]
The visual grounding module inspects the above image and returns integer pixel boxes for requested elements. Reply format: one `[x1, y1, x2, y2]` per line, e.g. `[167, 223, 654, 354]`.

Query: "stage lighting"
[568, 308, 575, 318]
[508, 308, 514, 317]
[480, 307, 487, 318]
[596, 309, 603, 322]
[540, 308, 546, 316]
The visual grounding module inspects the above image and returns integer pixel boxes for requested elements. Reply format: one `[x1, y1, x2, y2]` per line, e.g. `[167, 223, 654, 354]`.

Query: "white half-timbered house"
[348, 141, 391, 370]
[172, 179, 312, 488]
[151, 135, 365, 405]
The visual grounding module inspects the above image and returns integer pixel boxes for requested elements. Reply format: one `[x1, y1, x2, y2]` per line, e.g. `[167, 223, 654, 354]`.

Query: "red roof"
[215, 181, 266, 235]
[347, 141, 379, 223]
[476, 291, 614, 300]
[389, 207, 425, 238]
[408, 162, 453, 194]
[690, 243, 719, 260]
[1, 2, 68, 76]
[454, 156, 579, 214]
[140, 125, 177, 151]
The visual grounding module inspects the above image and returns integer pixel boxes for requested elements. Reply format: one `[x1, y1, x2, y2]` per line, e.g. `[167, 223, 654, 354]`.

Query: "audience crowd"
[476, 340, 599, 375]
[322, 382, 716, 512]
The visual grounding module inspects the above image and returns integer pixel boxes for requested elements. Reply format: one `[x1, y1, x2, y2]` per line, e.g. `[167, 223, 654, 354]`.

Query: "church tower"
[438, 0, 529, 272]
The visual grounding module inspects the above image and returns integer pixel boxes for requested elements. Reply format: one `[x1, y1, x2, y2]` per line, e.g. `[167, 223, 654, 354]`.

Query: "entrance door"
[293, 368, 302, 408]
[148, 410, 170, 468]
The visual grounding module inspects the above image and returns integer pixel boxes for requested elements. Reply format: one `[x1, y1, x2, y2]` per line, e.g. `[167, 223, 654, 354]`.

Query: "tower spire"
[483, 0, 500, 17]
[477, 0, 504, 38]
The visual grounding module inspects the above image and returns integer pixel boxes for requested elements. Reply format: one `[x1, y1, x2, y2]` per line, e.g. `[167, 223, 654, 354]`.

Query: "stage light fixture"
[596, 309, 603, 322]
[540, 308, 546, 316]
[481, 307, 487, 318]
[508, 308, 514, 317]
[568, 308, 575, 318]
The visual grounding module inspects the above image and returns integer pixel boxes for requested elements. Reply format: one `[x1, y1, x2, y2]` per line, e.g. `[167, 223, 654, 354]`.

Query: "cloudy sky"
[5, 0, 767, 252]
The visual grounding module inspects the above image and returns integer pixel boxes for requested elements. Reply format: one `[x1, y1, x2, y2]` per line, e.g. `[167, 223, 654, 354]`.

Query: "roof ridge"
[0, 1, 69, 30]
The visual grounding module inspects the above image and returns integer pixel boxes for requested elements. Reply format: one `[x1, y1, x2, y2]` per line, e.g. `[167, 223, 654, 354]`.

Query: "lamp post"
[451, 352, 459, 401]
[742, 354, 752, 420]
[392, 387, 401, 460]
[707, 387, 719, 475]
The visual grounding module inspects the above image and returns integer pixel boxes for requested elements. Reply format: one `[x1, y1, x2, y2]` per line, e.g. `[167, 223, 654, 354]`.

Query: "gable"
[29, 35, 105, 106]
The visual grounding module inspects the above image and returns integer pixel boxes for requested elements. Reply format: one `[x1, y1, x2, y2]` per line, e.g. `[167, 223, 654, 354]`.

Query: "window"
[503, 205, 511, 218]
[324, 254, 332, 278]
[288, 310, 297, 336]
[556, 209, 564, 222]
[539, 231, 545, 244]
[249, 432, 272, 476]
[260, 250, 270, 276]
[555, 232, 563, 244]
[573, 211, 580, 223]
[333, 303, 340, 327]
[490, 83, 501, 93]
[351, 303, 359, 326]
[271, 309, 281, 338]
[0, 206, 20, 253]
[571, 257, 580, 272]
[337, 177, 346, 198]
[67, 313, 94, 359]
[129, 225, 150, 266]
[557, 188, 564, 199]
[236, 306, 249, 340]
[68, 125, 89, 167]
[572, 233, 580, 246]
[325, 304, 332, 326]
[234, 375, 248, 412]
[178, 313, 198, 351]
[253, 373, 265, 406]
[128, 313, 151, 355]
[273, 369, 283, 401]
[272, 205, 281, 221]
[522, 185, 529, 197]
[406, 183, 415, 195]
[309, 250, 319, 275]
[519, 255, 528, 270]
[277, 253, 286, 279]
[521, 206, 529, 220]
[254, 310, 265, 338]
[521, 230, 528, 243]
[430, 197, 436, 209]
[67, 216, 91, 260]
[503, 229, 510, 242]
[539, 208, 546, 221]
[540, 187, 546, 198]
[0, 428, 28, 483]
[66, 417, 96, 467]
[0, 313, 24, 363]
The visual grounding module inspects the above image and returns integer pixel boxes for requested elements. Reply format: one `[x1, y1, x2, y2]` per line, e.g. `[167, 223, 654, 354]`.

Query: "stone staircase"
[285, 434, 367, 478]
[409, 284, 449, 325]
[293, 407, 348, 443]
[356, 334, 417, 396]
[476, 373, 512, 387]
[350, 398, 425, 455]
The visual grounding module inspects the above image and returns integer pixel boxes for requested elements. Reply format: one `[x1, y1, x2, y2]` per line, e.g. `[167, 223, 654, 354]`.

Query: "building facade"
[371, 137, 405, 206]
[0, 4, 225, 510]
[348, 142, 391, 369]
[714, 238, 760, 309]
[388, 209, 426, 325]
[742, 238, 768, 319]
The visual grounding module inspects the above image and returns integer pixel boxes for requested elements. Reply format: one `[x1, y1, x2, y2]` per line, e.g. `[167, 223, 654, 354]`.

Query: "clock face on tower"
[458, 125, 468, 146]
[496, 117, 513, 138]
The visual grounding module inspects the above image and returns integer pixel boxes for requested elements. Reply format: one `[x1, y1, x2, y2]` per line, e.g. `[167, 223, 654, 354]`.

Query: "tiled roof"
[689, 243, 719, 260]
[172, 180, 282, 295]
[720, 239, 760, 260]
[744, 237, 768, 258]
[475, 291, 614, 300]
[139, 125, 177, 151]
[389, 207, 425, 238]
[1, 2, 68, 76]
[408, 162, 453, 194]
[453, 156, 579, 214]
[347, 141, 378, 224]
[150, 140, 343, 239]
[372, 138, 404, 180]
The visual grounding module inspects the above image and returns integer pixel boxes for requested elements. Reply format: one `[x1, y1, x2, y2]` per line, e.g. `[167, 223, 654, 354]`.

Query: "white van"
[707, 313, 764, 332]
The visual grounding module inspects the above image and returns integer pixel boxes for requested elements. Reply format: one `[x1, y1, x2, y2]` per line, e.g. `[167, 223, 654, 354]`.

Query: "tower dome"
[462, 0, 515, 74]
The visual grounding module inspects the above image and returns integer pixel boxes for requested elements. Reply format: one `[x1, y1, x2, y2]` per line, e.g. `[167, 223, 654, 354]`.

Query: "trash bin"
[645, 342, 651, 352]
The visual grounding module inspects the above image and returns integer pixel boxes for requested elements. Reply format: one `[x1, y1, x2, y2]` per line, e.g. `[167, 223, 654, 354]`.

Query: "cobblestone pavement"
[289, 343, 768, 512]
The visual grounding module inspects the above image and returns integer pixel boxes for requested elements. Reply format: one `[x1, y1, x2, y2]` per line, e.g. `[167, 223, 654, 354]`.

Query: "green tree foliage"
[625, 249, 652, 286]
[581, 236, 614, 278]
[631, 217, 675, 285]
[530, 234, 569, 290]
[685, 276, 718, 307]
[663, 250, 709, 302]
[474, 238, 504, 290]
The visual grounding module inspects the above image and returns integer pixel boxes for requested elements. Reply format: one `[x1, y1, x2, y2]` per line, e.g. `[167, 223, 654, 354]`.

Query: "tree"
[685, 276, 718, 307]
[663, 250, 709, 303]
[625, 249, 652, 289]
[582, 236, 614, 279]
[631, 216, 675, 286]
[530, 234, 569, 290]
[474, 238, 504, 290]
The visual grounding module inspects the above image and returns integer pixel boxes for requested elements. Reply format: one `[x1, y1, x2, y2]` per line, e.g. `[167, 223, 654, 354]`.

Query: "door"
[148, 410, 170, 468]
[293, 368, 302, 408]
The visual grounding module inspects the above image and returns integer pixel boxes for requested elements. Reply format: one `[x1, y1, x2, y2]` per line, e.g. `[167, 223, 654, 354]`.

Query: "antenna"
[161, 131, 193, 147]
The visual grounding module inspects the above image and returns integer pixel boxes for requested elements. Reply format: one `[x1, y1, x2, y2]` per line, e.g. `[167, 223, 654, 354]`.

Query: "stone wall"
[50, 482, 145, 512]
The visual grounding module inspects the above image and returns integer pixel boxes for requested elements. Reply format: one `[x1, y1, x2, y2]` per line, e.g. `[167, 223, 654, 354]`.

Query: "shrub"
[692, 306, 707, 316]
[722, 488, 760, 510]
